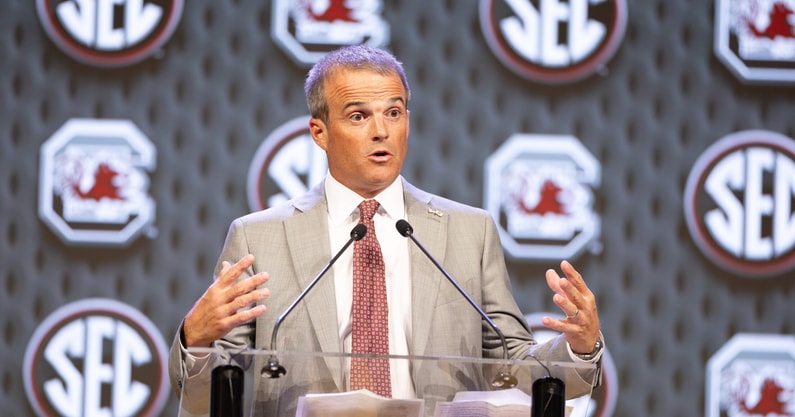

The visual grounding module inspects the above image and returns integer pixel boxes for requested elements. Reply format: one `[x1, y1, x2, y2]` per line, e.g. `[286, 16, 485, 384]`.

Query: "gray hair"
[304, 45, 411, 123]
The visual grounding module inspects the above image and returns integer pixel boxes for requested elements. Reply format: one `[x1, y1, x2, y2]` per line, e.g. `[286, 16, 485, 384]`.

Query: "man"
[170, 45, 604, 414]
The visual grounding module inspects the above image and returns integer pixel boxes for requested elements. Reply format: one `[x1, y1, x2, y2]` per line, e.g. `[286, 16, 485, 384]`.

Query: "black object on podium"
[211, 364, 244, 417]
[532, 376, 565, 417]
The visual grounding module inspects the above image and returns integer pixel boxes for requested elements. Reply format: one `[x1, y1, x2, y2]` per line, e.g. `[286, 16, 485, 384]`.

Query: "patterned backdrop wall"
[2, 0, 794, 416]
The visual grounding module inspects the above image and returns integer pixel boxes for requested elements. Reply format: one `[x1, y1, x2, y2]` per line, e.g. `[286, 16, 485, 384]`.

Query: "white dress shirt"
[324, 173, 414, 398]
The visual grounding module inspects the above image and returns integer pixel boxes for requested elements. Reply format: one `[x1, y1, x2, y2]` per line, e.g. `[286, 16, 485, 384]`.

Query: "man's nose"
[371, 115, 389, 140]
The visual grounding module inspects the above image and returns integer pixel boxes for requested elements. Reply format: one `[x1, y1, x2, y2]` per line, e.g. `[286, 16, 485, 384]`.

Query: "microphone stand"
[395, 219, 517, 389]
[261, 224, 367, 378]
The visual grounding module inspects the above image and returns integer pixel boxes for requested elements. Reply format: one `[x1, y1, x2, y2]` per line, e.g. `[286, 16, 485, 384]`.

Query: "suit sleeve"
[479, 214, 601, 396]
[167, 218, 257, 412]
[478, 213, 536, 359]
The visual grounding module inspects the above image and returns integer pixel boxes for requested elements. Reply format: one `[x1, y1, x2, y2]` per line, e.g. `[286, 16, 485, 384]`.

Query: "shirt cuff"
[180, 325, 211, 375]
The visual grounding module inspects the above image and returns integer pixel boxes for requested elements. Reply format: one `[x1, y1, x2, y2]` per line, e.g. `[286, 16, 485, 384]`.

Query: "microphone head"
[350, 224, 367, 241]
[395, 219, 413, 237]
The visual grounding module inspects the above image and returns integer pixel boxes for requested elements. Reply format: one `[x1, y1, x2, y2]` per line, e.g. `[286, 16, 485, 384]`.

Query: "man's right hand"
[182, 254, 270, 348]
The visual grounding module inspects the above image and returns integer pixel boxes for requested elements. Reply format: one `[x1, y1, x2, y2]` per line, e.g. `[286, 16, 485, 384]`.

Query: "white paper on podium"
[295, 389, 425, 417]
[432, 388, 573, 417]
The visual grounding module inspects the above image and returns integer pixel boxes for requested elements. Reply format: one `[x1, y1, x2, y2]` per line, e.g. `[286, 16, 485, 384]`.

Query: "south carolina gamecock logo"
[272, 0, 390, 65]
[706, 333, 795, 417]
[38, 118, 157, 246]
[484, 134, 601, 261]
[715, 0, 795, 83]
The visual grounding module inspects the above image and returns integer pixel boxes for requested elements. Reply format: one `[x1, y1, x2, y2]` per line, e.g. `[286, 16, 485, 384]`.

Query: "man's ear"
[309, 118, 328, 151]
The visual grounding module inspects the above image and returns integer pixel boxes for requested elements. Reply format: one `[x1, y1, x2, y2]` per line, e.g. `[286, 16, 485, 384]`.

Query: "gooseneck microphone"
[261, 223, 367, 378]
[395, 219, 517, 389]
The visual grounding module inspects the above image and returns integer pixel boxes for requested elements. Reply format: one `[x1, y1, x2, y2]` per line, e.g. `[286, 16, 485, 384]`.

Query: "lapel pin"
[427, 208, 444, 217]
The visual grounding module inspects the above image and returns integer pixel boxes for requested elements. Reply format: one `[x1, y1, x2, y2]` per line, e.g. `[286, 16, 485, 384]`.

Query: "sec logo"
[247, 116, 328, 212]
[22, 299, 169, 417]
[683, 130, 795, 277]
[36, 0, 183, 67]
[479, 0, 627, 84]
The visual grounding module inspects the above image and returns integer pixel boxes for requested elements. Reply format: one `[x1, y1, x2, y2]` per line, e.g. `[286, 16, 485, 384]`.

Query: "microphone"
[395, 219, 517, 389]
[261, 223, 367, 378]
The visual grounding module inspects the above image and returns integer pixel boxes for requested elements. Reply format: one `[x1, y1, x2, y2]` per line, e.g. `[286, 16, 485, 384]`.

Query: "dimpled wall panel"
[1, 0, 793, 416]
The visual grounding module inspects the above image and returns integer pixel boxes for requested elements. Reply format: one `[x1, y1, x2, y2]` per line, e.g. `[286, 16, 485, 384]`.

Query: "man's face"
[309, 68, 410, 198]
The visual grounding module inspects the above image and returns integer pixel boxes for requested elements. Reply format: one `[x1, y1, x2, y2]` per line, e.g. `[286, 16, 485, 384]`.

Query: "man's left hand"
[541, 260, 600, 354]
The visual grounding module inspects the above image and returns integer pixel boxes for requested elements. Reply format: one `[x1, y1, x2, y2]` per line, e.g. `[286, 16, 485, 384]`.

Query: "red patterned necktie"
[350, 199, 392, 397]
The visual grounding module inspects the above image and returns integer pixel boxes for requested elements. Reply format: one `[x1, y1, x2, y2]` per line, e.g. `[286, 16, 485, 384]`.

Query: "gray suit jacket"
[170, 178, 594, 415]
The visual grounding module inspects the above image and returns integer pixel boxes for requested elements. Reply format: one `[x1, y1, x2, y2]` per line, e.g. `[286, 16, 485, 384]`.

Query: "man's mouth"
[369, 150, 392, 161]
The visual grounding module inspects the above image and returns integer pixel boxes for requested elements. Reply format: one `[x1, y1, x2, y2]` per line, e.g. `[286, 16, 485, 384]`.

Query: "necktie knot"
[358, 200, 380, 222]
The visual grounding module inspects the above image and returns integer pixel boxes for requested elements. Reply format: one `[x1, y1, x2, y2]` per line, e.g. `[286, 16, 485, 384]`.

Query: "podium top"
[178, 348, 598, 417]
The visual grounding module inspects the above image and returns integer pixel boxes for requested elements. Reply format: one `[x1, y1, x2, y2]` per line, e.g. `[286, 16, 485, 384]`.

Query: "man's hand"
[541, 260, 600, 354]
[182, 254, 270, 348]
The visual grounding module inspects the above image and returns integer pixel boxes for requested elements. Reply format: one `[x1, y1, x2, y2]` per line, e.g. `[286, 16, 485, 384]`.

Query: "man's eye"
[350, 114, 364, 122]
[388, 110, 401, 118]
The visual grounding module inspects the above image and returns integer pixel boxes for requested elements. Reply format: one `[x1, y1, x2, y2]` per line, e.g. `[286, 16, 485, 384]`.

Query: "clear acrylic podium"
[179, 348, 597, 417]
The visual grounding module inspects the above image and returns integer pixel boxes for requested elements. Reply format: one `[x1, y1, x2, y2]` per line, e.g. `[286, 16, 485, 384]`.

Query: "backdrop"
[2, 1, 794, 416]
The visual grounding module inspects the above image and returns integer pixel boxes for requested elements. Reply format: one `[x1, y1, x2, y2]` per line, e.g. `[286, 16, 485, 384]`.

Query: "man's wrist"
[573, 339, 603, 360]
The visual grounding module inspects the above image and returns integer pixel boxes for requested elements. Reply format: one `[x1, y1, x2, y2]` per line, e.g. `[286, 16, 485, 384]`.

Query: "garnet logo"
[247, 116, 328, 211]
[715, 0, 795, 84]
[524, 313, 618, 417]
[683, 130, 795, 277]
[706, 333, 795, 417]
[479, 0, 627, 84]
[36, 0, 184, 67]
[484, 134, 601, 261]
[272, 0, 390, 66]
[23, 298, 170, 417]
[39, 118, 157, 247]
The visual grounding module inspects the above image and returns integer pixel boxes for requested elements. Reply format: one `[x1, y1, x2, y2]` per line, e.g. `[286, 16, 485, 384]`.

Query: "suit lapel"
[404, 182, 447, 356]
[283, 183, 344, 389]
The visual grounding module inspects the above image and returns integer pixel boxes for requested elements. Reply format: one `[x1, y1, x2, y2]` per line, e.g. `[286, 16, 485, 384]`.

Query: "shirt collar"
[325, 173, 405, 226]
